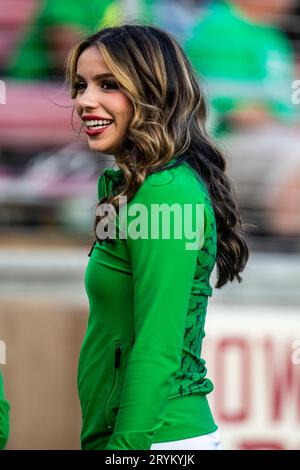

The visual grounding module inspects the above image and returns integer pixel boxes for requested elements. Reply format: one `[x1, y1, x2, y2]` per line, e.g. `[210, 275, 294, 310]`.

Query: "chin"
[88, 141, 121, 155]
[88, 142, 112, 154]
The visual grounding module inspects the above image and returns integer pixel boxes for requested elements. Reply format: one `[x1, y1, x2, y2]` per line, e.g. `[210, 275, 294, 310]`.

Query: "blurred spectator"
[4, 0, 116, 80]
[0, 0, 36, 74]
[185, 0, 300, 243]
[185, 0, 298, 134]
[149, 0, 211, 42]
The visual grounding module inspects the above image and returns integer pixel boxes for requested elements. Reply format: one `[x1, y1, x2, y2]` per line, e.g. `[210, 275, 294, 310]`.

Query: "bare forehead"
[76, 45, 112, 77]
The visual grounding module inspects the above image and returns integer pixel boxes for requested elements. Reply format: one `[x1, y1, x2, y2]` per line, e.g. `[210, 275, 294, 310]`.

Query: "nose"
[77, 85, 98, 109]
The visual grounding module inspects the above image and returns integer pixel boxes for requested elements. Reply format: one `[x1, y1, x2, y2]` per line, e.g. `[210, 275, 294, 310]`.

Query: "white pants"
[150, 430, 223, 450]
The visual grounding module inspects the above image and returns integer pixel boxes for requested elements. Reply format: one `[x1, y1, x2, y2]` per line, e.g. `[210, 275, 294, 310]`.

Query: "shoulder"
[131, 163, 210, 206]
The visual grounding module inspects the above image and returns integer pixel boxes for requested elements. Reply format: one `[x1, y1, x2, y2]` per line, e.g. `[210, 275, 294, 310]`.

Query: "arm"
[105, 175, 205, 450]
[0, 371, 10, 450]
[220, 103, 277, 130]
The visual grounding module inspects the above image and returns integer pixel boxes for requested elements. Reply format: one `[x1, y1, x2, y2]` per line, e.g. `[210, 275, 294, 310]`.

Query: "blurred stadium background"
[0, 0, 300, 450]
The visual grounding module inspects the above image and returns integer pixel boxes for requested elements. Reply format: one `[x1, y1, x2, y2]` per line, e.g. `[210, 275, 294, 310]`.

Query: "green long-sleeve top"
[0, 370, 10, 450]
[78, 157, 218, 450]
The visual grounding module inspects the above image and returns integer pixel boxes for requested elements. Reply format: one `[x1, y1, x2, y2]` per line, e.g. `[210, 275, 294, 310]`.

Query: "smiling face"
[74, 45, 133, 155]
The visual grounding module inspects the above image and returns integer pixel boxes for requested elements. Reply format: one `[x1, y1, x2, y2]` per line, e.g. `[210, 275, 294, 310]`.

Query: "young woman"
[0, 370, 10, 450]
[66, 23, 249, 450]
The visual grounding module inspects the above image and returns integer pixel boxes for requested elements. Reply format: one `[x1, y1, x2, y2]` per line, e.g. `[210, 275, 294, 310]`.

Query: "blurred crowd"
[1, 0, 300, 250]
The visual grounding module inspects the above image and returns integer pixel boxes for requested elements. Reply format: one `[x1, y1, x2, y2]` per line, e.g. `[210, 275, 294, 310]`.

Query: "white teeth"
[84, 119, 112, 127]
[88, 125, 108, 130]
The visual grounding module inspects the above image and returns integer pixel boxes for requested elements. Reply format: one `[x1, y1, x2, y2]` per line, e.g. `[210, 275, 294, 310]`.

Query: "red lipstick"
[85, 126, 111, 136]
[81, 114, 113, 121]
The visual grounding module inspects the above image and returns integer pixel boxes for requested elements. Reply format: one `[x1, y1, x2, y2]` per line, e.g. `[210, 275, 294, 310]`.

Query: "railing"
[0, 248, 299, 306]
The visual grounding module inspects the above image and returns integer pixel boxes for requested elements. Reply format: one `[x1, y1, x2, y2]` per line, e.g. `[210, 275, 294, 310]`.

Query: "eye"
[73, 81, 86, 92]
[101, 80, 119, 90]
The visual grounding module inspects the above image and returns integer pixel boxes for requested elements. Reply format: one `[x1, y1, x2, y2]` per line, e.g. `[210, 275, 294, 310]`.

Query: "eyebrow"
[75, 73, 115, 80]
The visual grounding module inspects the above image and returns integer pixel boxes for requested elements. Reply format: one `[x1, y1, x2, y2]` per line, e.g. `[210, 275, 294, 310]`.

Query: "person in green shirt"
[4, 0, 160, 81]
[66, 23, 249, 450]
[0, 370, 10, 450]
[185, 0, 298, 135]
[5, 0, 116, 80]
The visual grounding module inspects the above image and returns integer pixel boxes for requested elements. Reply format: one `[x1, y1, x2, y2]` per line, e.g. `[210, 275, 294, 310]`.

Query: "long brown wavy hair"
[65, 23, 249, 288]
